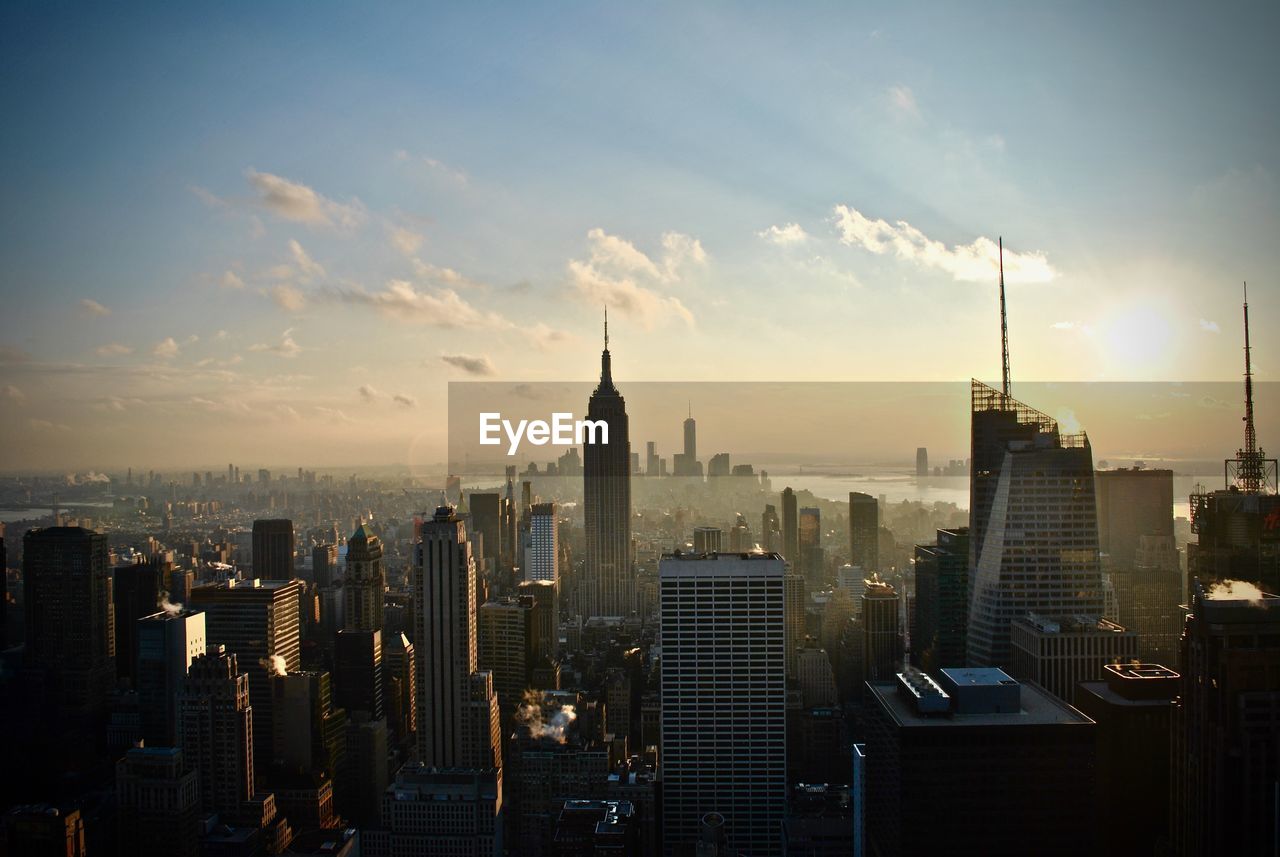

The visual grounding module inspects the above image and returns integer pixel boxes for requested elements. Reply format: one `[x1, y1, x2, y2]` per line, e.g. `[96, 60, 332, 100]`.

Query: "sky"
[2, 1, 1278, 471]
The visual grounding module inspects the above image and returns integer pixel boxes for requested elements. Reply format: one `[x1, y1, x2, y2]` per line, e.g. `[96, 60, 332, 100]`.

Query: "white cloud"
[757, 223, 809, 246]
[390, 226, 425, 256]
[288, 240, 326, 280]
[393, 393, 417, 408]
[832, 204, 1057, 283]
[440, 353, 496, 376]
[315, 406, 355, 423]
[887, 84, 920, 119]
[244, 169, 365, 229]
[152, 337, 180, 359]
[249, 329, 303, 358]
[396, 149, 469, 186]
[1199, 318, 1220, 333]
[585, 227, 663, 278]
[80, 298, 111, 317]
[272, 283, 307, 312]
[529, 322, 573, 351]
[568, 228, 702, 328]
[358, 384, 379, 402]
[28, 418, 71, 432]
[96, 343, 134, 356]
[2, 384, 24, 402]
[331, 280, 516, 330]
[411, 258, 486, 290]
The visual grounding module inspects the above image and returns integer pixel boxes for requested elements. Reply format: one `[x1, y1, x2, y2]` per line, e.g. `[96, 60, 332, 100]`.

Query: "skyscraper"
[848, 492, 878, 572]
[23, 526, 115, 723]
[343, 523, 384, 633]
[469, 492, 502, 576]
[478, 596, 532, 713]
[660, 551, 786, 855]
[1008, 614, 1139, 707]
[137, 608, 207, 746]
[799, 507, 823, 589]
[252, 519, 295, 579]
[861, 573, 902, 684]
[115, 746, 200, 857]
[916, 447, 928, 478]
[761, 504, 781, 553]
[912, 527, 970, 672]
[692, 526, 722, 554]
[525, 502, 558, 584]
[113, 557, 164, 684]
[311, 543, 338, 589]
[333, 629, 383, 719]
[781, 488, 798, 568]
[582, 313, 633, 617]
[967, 384, 1104, 667]
[179, 646, 255, 817]
[1172, 579, 1280, 856]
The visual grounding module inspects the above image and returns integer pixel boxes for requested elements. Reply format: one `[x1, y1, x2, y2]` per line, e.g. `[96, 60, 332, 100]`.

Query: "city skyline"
[3, 3, 1280, 469]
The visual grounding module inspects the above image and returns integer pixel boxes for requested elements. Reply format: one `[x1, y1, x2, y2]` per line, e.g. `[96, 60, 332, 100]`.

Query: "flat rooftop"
[870, 677, 1093, 728]
[659, 550, 785, 579]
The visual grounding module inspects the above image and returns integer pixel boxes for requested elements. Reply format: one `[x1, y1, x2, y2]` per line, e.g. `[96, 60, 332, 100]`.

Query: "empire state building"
[583, 312, 633, 617]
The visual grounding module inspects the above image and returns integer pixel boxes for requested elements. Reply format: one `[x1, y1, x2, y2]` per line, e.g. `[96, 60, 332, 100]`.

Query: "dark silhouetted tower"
[583, 311, 632, 617]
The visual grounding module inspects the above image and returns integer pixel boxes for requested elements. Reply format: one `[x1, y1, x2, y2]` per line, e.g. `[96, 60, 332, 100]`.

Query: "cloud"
[96, 343, 134, 356]
[396, 149, 469, 186]
[152, 337, 180, 359]
[288, 240, 325, 279]
[249, 329, 303, 358]
[80, 298, 111, 317]
[329, 280, 516, 330]
[529, 322, 573, 350]
[358, 384, 379, 402]
[390, 226, 425, 256]
[393, 393, 417, 407]
[2, 384, 24, 402]
[832, 205, 1057, 283]
[28, 418, 71, 432]
[221, 271, 246, 290]
[758, 223, 809, 246]
[315, 405, 355, 423]
[887, 84, 920, 119]
[272, 283, 307, 312]
[568, 228, 701, 328]
[244, 169, 365, 229]
[441, 353, 496, 376]
[411, 258, 486, 290]
[1199, 318, 1220, 333]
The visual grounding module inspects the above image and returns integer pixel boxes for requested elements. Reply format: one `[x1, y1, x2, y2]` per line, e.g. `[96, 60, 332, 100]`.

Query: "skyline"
[3, 2, 1279, 469]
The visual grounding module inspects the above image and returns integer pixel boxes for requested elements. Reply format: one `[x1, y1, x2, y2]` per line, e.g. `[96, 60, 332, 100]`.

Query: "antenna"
[999, 236, 1011, 399]
[604, 305, 609, 350]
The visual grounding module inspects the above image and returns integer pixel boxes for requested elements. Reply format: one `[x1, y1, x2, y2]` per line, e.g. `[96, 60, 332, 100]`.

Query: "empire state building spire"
[599, 306, 614, 390]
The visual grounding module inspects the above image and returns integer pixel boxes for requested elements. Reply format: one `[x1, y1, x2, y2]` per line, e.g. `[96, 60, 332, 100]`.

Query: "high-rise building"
[761, 504, 781, 553]
[848, 492, 879, 572]
[252, 519, 295, 579]
[189, 579, 302, 771]
[502, 466, 518, 583]
[464, 670, 503, 771]
[781, 488, 798, 568]
[311, 543, 338, 589]
[343, 523, 384, 633]
[1, 805, 87, 857]
[861, 574, 902, 684]
[517, 579, 558, 667]
[865, 668, 1096, 856]
[363, 766, 502, 857]
[478, 596, 532, 713]
[646, 441, 659, 477]
[333, 628, 383, 719]
[525, 502, 558, 584]
[382, 632, 417, 751]
[784, 571, 807, 679]
[799, 507, 823, 589]
[115, 746, 200, 857]
[582, 315, 633, 617]
[470, 492, 502, 576]
[674, 407, 701, 478]
[270, 670, 345, 777]
[911, 528, 969, 672]
[728, 513, 752, 552]
[1096, 467, 1175, 569]
[660, 551, 786, 855]
[707, 452, 731, 478]
[179, 646, 255, 817]
[113, 558, 164, 684]
[1008, 614, 1139, 706]
[22, 526, 115, 723]
[916, 447, 928, 478]
[137, 608, 207, 746]
[967, 384, 1104, 667]
[1172, 579, 1280, 856]
[692, 526, 722, 554]
[1077, 663, 1178, 857]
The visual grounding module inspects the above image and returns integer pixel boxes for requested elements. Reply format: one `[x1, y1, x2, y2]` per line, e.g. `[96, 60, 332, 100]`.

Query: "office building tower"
[660, 552, 786, 855]
[1, 805, 87, 857]
[189, 579, 302, 771]
[552, 800, 638, 854]
[1096, 467, 1175, 569]
[866, 668, 1096, 856]
[22, 526, 115, 723]
[333, 629, 383, 719]
[1077, 663, 1178, 857]
[115, 746, 200, 857]
[861, 573, 901, 684]
[799, 507, 823, 589]
[311, 543, 338, 588]
[518, 579, 559, 666]
[502, 466, 518, 582]
[674, 407, 701, 478]
[1172, 579, 1280, 856]
[341, 712, 389, 827]
[1008, 614, 1139, 706]
[784, 571, 807, 679]
[137, 608, 207, 746]
[179, 646, 255, 817]
[582, 314, 633, 617]
[270, 670, 345, 776]
[967, 384, 1104, 667]
[113, 558, 163, 684]
[707, 452, 731, 478]
[916, 447, 928, 478]
[1115, 534, 1183, 664]
[646, 441, 659, 477]
[728, 514, 752, 552]
[911, 528, 969, 672]
[761, 504, 781, 553]
[363, 766, 502, 857]
[343, 523, 384, 633]
[526, 502, 559, 583]
[470, 492, 502, 576]
[0, 536, 6, 647]
[464, 670, 504, 771]
[781, 488, 798, 568]
[252, 519, 295, 579]
[692, 526, 722, 554]
[848, 492, 878, 572]
[1189, 290, 1280, 594]
[479, 596, 533, 713]
[381, 632, 417, 750]
[796, 646, 839, 708]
